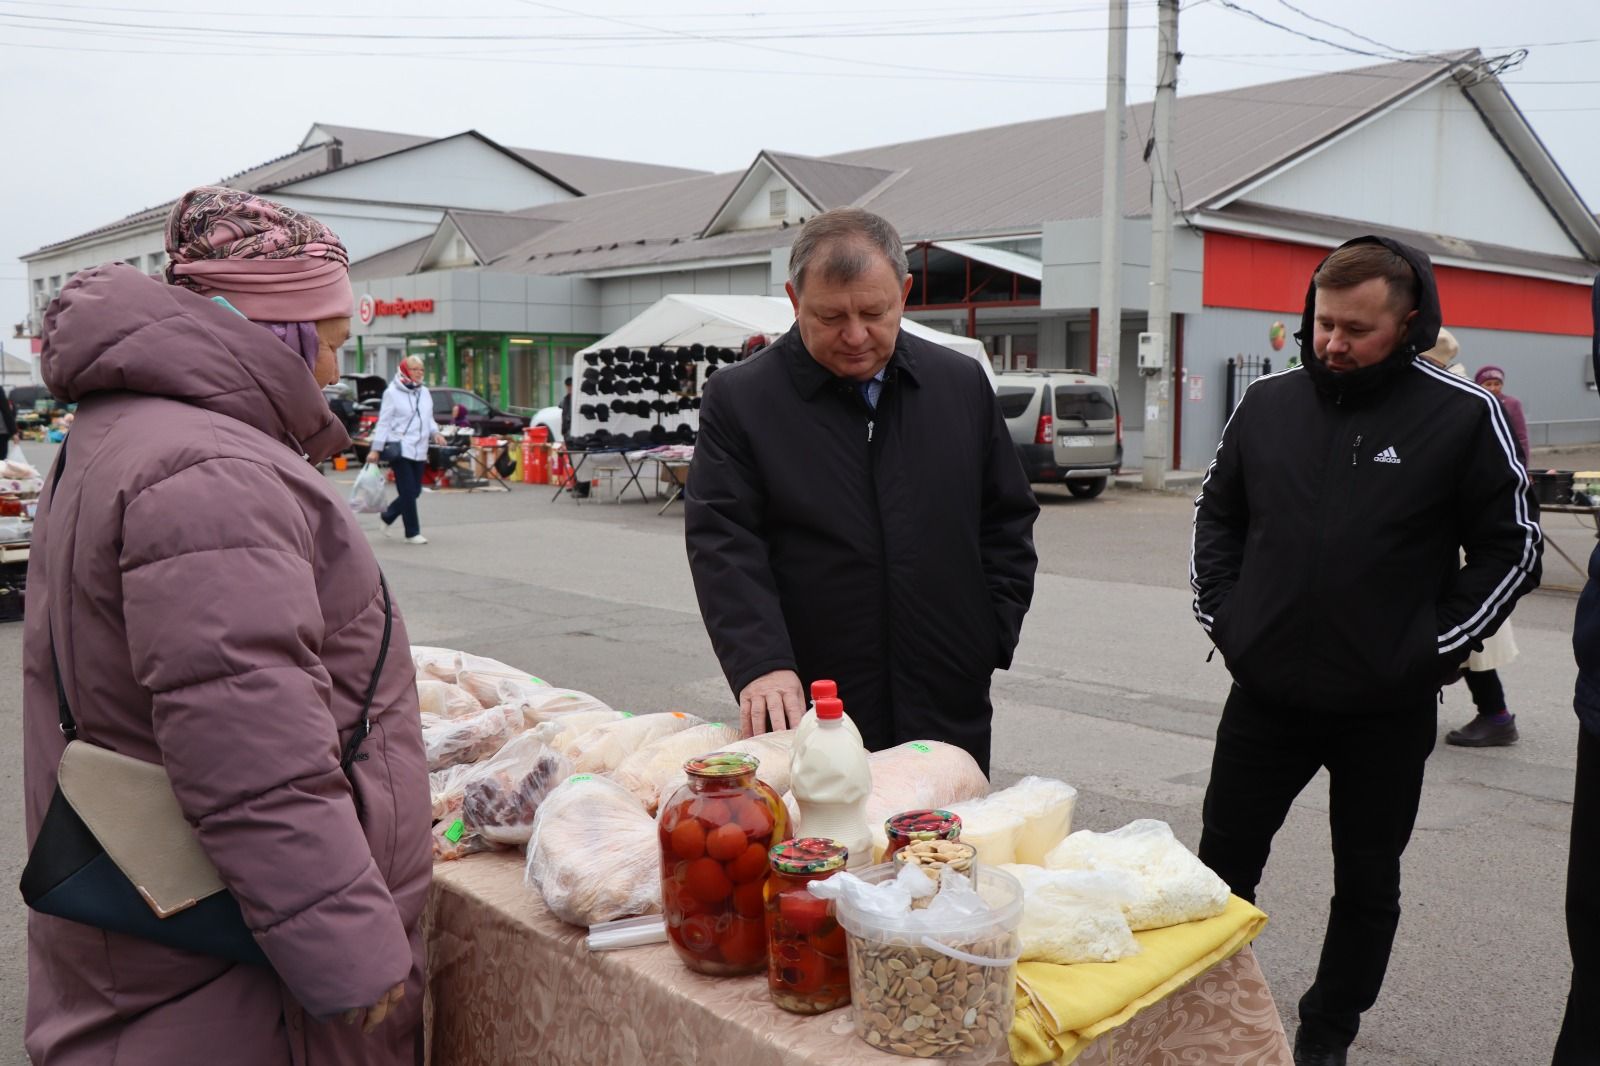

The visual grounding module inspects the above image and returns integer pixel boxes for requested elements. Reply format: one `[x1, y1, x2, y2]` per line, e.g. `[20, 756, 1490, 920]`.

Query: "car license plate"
[1060, 435, 1095, 447]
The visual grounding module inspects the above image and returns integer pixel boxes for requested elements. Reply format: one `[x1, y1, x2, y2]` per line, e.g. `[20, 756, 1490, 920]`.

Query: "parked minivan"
[995, 370, 1121, 498]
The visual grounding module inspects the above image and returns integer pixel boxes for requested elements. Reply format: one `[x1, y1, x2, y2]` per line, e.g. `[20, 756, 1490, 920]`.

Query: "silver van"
[995, 370, 1121, 498]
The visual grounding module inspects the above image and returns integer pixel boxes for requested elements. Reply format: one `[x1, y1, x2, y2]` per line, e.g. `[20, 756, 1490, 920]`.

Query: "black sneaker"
[1294, 1030, 1349, 1066]
[1446, 713, 1519, 747]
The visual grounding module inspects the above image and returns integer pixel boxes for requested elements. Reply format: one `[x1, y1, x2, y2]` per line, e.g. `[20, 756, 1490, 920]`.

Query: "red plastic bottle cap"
[810, 679, 837, 700]
[815, 697, 843, 721]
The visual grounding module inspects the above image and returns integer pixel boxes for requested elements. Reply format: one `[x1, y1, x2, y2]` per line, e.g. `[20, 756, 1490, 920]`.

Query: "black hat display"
[594, 404, 609, 422]
[580, 381, 598, 395]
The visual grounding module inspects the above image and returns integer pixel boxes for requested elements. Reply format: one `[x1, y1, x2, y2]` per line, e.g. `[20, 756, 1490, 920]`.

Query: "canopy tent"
[576, 293, 995, 387]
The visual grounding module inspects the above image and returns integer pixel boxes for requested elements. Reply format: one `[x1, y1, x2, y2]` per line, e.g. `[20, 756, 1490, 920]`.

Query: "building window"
[769, 189, 787, 219]
[49, 275, 60, 296]
[148, 250, 167, 274]
[124, 256, 142, 272]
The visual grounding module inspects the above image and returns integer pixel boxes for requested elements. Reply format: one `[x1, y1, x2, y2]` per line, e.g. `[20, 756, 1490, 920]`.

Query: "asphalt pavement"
[0, 445, 1585, 1064]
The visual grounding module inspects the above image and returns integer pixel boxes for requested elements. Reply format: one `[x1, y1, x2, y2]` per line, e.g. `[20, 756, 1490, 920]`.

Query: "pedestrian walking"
[1474, 365, 1531, 464]
[1555, 277, 1600, 1065]
[1191, 236, 1541, 1065]
[559, 376, 573, 441]
[684, 207, 1038, 774]
[1418, 331, 1522, 748]
[23, 186, 429, 1064]
[368, 355, 445, 545]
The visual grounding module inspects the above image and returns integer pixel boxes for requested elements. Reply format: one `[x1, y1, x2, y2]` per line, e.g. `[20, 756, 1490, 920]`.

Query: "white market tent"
[575, 294, 995, 386]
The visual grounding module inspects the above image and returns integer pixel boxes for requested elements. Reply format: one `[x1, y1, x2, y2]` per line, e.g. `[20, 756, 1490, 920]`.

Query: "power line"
[1212, 0, 1421, 61]
[1269, 0, 1421, 57]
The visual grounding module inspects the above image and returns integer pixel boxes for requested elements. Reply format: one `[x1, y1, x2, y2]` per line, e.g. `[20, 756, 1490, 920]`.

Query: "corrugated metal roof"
[475, 54, 1482, 278]
[510, 148, 706, 195]
[449, 210, 568, 263]
[26, 124, 706, 258]
[1209, 201, 1597, 279]
[350, 236, 430, 283]
[765, 152, 897, 210]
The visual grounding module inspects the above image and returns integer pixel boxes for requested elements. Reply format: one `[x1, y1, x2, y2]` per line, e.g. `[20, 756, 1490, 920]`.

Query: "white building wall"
[730, 169, 810, 231]
[286, 137, 575, 213]
[1237, 83, 1579, 257]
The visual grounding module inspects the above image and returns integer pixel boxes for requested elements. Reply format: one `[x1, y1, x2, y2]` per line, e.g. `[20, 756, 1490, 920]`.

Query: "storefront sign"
[358, 294, 435, 325]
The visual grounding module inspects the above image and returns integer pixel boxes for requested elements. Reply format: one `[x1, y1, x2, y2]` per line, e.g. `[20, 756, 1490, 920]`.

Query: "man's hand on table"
[739, 669, 805, 736]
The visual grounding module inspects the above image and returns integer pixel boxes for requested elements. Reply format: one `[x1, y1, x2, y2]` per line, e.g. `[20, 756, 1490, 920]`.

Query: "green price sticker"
[621, 712, 635, 718]
[444, 819, 465, 844]
[527, 675, 546, 686]
[568, 774, 594, 784]
[910, 742, 932, 754]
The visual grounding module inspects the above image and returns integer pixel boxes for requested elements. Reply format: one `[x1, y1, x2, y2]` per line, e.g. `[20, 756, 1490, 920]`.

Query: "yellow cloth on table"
[1008, 895, 1268, 1065]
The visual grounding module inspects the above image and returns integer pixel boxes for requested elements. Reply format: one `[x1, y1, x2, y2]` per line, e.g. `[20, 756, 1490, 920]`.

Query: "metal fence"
[1223, 355, 1273, 419]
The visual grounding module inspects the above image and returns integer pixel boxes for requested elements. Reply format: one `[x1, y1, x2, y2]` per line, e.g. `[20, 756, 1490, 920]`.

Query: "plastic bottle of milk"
[795, 679, 863, 751]
[789, 694, 873, 870]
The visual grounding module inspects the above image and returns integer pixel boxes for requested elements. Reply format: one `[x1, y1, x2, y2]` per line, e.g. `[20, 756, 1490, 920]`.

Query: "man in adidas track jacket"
[1191, 236, 1541, 1065]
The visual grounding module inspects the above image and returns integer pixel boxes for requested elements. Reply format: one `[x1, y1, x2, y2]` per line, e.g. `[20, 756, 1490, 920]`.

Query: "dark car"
[340, 374, 388, 404]
[430, 387, 528, 436]
[322, 381, 361, 435]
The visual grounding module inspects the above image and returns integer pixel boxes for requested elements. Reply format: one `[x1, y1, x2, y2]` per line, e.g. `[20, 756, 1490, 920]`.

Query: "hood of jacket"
[41, 263, 349, 463]
[1297, 235, 1442, 404]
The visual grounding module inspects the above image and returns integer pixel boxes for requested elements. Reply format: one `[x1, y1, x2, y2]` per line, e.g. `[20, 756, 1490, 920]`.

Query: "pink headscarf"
[165, 186, 352, 323]
[1474, 366, 1506, 386]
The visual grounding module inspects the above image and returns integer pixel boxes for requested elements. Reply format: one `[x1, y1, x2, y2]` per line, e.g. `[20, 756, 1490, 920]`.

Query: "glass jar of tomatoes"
[658, 752, 788, 976]
[882, 809, 963, 863]
[765, 838, 852, 1014]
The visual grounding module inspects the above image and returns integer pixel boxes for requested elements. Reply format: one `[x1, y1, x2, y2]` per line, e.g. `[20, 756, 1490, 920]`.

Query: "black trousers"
[1199, 684, 1436, 1048]
[1464, 668, 1507, 716]
[1555, 725, 1600, 1064]
[381, 457, 425, 538]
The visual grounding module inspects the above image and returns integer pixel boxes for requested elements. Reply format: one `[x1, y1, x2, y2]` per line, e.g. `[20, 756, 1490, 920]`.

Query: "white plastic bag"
[610, 721, 739, 811]
[533, 709, 628, 750]
[349, 462, 387, 514]
[416, 679, 483, 720]
[497, 684, 616, 729]
[460, 733, 574, 845]
[653, 730, 796, 812]
[987, 777, 1078, 865]
[1044, 819, 1230, 931]
[430, 763, 479, 821]
[422, 703, 522, 771]
[944, 796, 1026, 866]
[1000, 864, 1141, 964]
[566, 711, 706, 774]
[525, 774, 661, 926]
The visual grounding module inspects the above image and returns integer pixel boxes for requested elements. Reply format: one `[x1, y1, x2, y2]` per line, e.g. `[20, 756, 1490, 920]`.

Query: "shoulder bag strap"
[340, 574, 393, 817]
[46, 438, 77, 741]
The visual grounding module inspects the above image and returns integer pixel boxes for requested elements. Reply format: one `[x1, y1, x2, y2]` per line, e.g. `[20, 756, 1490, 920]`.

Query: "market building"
[20, 50, 1600, 467]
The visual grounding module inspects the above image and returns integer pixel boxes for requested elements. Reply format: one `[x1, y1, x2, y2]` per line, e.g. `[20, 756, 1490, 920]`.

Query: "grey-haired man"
[684, 207, 1038, 774]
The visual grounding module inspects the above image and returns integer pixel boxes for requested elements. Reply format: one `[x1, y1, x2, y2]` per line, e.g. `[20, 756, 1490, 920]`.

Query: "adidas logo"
[1373, 446, 1402, 464]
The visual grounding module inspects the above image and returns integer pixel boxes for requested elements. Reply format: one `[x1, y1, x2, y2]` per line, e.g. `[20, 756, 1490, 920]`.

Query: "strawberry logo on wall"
[1269, 321, 1286, 351]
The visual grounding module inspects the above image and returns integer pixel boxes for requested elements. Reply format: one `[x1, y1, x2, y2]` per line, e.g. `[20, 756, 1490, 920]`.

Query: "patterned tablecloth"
[425, 853, 1290, 1065]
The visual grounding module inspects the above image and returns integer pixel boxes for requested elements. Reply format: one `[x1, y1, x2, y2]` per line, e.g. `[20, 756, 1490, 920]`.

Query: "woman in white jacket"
[367, 355, 444, 544]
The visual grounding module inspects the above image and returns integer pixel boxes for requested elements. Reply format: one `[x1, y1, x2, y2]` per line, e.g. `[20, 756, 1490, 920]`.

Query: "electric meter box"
[1137, 332, 1165, 371]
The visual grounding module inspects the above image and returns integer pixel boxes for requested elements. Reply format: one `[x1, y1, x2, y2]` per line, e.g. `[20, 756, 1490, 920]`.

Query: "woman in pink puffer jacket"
[22, 188, 430, 1065]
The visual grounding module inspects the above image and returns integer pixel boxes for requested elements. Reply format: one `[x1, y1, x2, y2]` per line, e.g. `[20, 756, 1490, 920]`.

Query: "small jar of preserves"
[882, 809, 963, 863]
[765, 838, 852, 1014]
[658, 752, 789, 976]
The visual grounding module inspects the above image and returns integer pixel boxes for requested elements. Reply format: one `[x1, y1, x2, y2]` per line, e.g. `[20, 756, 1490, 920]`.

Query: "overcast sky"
[2, 0, 1597, 344]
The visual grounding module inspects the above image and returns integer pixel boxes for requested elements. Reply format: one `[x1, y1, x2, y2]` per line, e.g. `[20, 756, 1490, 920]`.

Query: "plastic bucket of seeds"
[833, 862, 1022, 1060]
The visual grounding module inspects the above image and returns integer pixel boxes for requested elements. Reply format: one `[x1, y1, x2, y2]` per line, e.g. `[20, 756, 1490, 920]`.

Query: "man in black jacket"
[1191, 236, 1541, 1065]
[685, 208, 1038, 774]
[1556, 276, 1600, 1065]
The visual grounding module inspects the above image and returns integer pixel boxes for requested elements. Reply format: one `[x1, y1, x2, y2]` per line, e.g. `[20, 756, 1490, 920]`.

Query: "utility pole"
[1142, 0, 1179, 490]
[1096, 0, 1127, 396]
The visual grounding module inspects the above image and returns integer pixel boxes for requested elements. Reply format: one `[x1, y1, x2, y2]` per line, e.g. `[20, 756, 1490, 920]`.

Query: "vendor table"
[426, 854, 1290, 1066]
[550, 448, 651, 505]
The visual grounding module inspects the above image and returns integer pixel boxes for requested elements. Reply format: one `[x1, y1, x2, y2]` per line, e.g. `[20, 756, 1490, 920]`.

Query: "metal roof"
[350, 236, 431, 283]
[478, 53, 1579, 278]
[25, 124, 708, 259]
